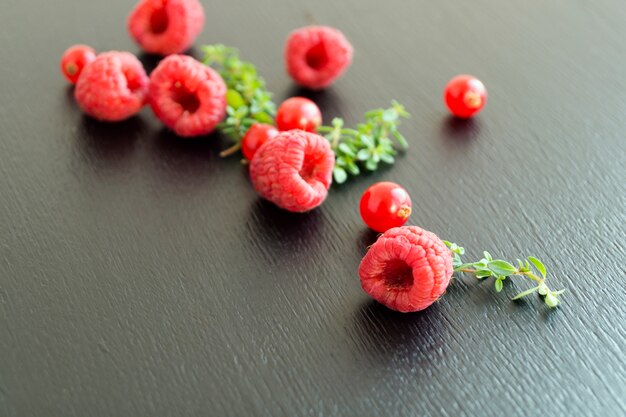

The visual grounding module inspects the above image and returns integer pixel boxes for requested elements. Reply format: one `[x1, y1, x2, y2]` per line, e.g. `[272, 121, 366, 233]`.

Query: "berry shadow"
[439, 115, 482, 145]
[246, 199, 326, 254]
[138, 47, 201, 74]
[350, 299, 447, 363]
[77, 115, 145, 164]
[146, 128, 229, 180]
[357, 228, 380, 256]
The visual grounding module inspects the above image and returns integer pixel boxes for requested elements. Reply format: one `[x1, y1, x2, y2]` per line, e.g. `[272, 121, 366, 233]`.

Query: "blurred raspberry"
[285, 25, 353, 90]
[128, 0, 205, 56]
[75, 51, 148, 121]
[249, 130, 335, 212]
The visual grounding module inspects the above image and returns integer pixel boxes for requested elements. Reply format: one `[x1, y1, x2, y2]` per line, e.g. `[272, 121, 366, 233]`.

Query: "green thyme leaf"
[528, 256, 547, 278]
[512, 286, 540, 300]
[488, 260, 517, 276]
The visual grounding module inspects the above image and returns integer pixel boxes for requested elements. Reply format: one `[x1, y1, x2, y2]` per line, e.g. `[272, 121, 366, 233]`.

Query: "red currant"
[360, 182, 412, 233]
[60, 44, 97, 84]
[444, 75, 487, 118]
[275, 97, 322, 132]
[242, 123, 279, 161]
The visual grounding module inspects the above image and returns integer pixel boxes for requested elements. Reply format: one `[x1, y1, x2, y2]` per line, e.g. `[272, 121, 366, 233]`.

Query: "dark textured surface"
[1, 0, 625, 416]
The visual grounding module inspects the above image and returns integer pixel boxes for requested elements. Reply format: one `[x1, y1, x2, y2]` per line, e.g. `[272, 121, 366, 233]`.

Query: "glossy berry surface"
[359, 226, 453, 312]
[444, 75, 487, 118]
[242, 123, 279, 161]
[60, 45, 96, 84]
[360, 182, 412, 233]
[275, 97, 322, 132]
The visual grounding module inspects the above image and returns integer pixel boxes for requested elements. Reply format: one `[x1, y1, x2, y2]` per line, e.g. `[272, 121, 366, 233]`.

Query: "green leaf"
[512, 285, 540, 300]
[360, 135, 374, 148]
[488, 260, 517, 276]
[333, 167, 347, 184]
[346, 161, 360, 176]
[339, 143, 356, 157]
[356, 149, 371, 161]
[253, 112, 274, 124]
[494, 279, 504, 293]
[544, 292, 560, 308]
[365, 159, 378, 171]
[537, 283, 549, 296]
[380, 153, 395, 164]
[483, 251, 493, 261]
[528, 256, 547, 278]
[474, 269, 493, 278]
[454, 263, 476, 271]
[226, 89, 245, 109]
[551, 289, 566, 295]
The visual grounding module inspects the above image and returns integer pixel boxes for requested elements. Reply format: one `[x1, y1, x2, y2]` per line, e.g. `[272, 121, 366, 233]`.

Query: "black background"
[1, 0, 625, 416]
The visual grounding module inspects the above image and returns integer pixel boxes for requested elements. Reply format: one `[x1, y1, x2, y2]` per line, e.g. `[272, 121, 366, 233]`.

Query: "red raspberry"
[75, 51, 149, 122]
[60, 44, 97, 84]
[128, 0, 205, 56]
[249, 130, 335, 212]
[359, 226, 453, 313]
[285, 26, 353, 90]
[149, 55, 226, 137]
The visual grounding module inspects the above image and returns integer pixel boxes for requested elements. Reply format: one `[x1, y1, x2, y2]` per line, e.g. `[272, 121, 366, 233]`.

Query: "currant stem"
[220, 142, 242, 157]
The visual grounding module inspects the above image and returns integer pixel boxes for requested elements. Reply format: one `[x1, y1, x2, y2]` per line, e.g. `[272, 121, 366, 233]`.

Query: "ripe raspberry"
[75, 51, 149, 122]
[128, 0, 205, 56]
[149, 55, 226, 137]
[249, 130, 335, 212]
[285, 26, 353, 90]
[359, 226, 453, 313]
[60, 44, 97, 84]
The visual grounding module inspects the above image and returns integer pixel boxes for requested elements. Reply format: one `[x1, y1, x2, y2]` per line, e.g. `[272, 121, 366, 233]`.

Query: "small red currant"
[275, 97, 322, 132]
[60, 44, 97, 84]
[444, 75, 487, 118]
[360, 181, 412, 233]
[242, 123, 279, 161]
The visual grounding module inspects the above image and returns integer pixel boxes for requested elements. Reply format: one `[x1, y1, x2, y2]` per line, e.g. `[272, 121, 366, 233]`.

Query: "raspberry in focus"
[60, 44, 97, 84]
[149, 54, 227, 137]
[75, 51, 149, 122]
[249, 130, 335, 212]
[359, 226, 453, 312]
[128, 0, 205, 56]
[285, 26, 353, 90]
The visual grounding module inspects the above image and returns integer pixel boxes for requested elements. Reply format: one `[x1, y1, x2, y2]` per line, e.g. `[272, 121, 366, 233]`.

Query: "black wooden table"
[1, 0, 625, 416]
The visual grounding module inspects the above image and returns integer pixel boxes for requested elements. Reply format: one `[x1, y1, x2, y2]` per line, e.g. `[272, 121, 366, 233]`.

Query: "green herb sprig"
[444, 241, 565, 308]
[202, 44, 276, 156]
[317, 101, 410, 184]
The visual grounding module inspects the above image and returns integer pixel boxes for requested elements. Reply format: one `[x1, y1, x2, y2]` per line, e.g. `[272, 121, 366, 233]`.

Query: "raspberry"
[249, 130, 335, 212]
[359, 226, 453, 313]
[149, 55, 226, 137]
[285, 26, 354, 90]
[75, 51, 149, 122]
[128, 0, 205, 56]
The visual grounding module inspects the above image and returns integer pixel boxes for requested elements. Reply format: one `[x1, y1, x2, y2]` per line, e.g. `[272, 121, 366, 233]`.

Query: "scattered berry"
[285, 26, 353, 90]
[444, 75, 487, 118]
[75, 51, 149, 122]
[275, 97, 322, 132]
[359, 226, 453, 312]
[128, 0, 205, 56]
[249, 130, 335, 212]
[242, 123, 279, 161]
[360, 182, 412, 233]
[149, 55, 227, 137]
[60, 45, 97, 84]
